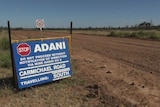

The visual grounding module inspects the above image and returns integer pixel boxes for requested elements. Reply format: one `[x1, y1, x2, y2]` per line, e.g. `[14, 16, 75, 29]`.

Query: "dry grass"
[0, 61, 89, 107]
[0, 56, 89, 106]
[0, 30, 8, 39]
[73, 29, 110, 36]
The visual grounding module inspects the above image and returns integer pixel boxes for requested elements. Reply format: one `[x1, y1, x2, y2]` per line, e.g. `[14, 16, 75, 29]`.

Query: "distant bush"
[108, 31, 130, 38]
[149, 34, 160, 39]
[109, 31, 117, 37]
[128, 32, 137, 37]
[0, 37, 10, 50]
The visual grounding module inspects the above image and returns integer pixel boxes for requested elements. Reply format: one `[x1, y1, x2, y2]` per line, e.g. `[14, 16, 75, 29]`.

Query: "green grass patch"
[0, 30, 11, 69]
[0, 52, 11, 68]
[0, 32, 11, 69]
[0, 37, 10, 50]
[108, 30, 160, 40]
[73, 29, 160, 40]
[0, 30, 8, 39]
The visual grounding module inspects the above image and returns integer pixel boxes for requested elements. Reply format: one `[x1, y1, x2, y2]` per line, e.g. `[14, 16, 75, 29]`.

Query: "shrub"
[149, 34, 160, 39]
[121, 32, 130, 37]
[109, 31, 130, 38]
[129, 32, 137, 37]
[109, 31, 117, 37]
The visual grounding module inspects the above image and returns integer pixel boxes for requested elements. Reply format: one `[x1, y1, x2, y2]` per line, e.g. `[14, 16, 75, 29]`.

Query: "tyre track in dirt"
[72, 43, 160, 106]
[73, 34, 160, 76]
[72, 34, 160, 106]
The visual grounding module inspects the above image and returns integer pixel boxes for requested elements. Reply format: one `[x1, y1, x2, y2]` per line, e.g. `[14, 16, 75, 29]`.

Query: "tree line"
[1, 21, 160, 30]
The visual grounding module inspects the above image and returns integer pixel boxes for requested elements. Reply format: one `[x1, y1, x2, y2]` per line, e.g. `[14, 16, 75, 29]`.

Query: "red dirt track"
[12, 30, 160, 106]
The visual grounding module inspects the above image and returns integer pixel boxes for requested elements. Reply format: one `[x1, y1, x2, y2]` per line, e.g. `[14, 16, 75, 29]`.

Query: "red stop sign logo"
[17, 43, 31, 56]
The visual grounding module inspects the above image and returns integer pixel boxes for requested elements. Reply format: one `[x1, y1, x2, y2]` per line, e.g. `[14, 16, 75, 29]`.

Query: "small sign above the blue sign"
[12, 38, 72, 89]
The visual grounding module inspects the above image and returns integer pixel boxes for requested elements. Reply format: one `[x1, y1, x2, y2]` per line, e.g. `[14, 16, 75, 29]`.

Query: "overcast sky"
[0, 0, 160, 28]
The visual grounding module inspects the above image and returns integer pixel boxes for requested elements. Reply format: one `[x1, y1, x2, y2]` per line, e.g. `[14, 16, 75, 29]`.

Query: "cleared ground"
[0, 30, 160, 107]
[72, 33, 160, 106]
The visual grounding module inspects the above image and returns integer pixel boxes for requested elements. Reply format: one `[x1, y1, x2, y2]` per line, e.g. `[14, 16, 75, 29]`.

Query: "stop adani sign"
[12, 38, 72, 89]
[17, 43, 31, 56]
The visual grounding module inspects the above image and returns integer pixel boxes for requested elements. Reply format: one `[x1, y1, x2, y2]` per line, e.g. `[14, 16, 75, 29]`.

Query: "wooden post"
[70, 21, 73, 54]
[70, 21, 72, 35]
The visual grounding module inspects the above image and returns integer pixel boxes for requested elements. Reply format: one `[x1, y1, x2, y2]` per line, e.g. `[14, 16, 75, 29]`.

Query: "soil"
[11, 30, 160, 106]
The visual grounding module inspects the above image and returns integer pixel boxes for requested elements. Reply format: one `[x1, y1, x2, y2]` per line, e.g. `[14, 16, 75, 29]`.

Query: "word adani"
[34, 41, 66, 53]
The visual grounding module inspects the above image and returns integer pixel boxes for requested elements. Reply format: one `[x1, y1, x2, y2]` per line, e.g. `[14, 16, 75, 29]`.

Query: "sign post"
[70, 21, 73, 54]
[70, 21, 72, 35]
[36, 19, 45, 38]
[8, 21, 18, 88]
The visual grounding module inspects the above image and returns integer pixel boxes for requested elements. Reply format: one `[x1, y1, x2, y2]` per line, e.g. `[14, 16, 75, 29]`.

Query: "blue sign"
[12, 38, 72, 89]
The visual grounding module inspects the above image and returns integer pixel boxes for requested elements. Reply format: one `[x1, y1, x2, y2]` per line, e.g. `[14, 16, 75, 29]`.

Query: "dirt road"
[72, 34, 160, 106]
[11, 30, 160, 106]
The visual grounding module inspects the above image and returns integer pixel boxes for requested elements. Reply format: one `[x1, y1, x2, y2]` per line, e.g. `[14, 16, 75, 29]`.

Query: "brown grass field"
[0, 29, 160, 107]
